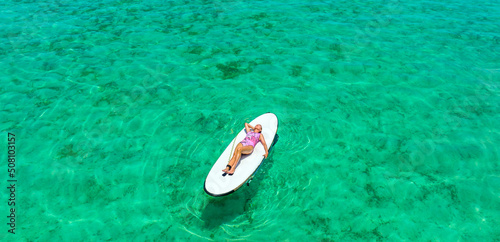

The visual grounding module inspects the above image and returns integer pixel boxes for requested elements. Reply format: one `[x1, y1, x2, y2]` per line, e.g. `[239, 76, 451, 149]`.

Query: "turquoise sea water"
[1, 0, 499, 240]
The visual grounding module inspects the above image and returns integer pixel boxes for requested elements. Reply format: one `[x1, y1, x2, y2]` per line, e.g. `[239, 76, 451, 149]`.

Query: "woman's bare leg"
[223, 143, 245, 172]
[227, 144, 254, 174]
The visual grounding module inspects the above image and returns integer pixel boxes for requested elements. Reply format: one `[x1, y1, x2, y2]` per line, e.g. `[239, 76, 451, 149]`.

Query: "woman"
[222, 123, 269, 175]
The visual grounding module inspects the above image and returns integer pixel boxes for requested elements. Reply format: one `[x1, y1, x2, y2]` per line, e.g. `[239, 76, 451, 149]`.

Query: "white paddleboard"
[204, 113, 279, 197]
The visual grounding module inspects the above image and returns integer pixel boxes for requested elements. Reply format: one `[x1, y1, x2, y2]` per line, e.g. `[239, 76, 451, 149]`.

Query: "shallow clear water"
[1, 0, 499, 240]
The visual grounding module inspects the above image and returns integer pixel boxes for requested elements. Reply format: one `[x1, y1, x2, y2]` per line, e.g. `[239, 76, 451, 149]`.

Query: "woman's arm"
[260, 135, 269, 158]
[244, 123, 254, 133]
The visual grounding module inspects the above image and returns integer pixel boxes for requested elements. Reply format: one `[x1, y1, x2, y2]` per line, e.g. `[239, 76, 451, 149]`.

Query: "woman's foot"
[222, 165, 231, 173]
[227, 168, 236, 175]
